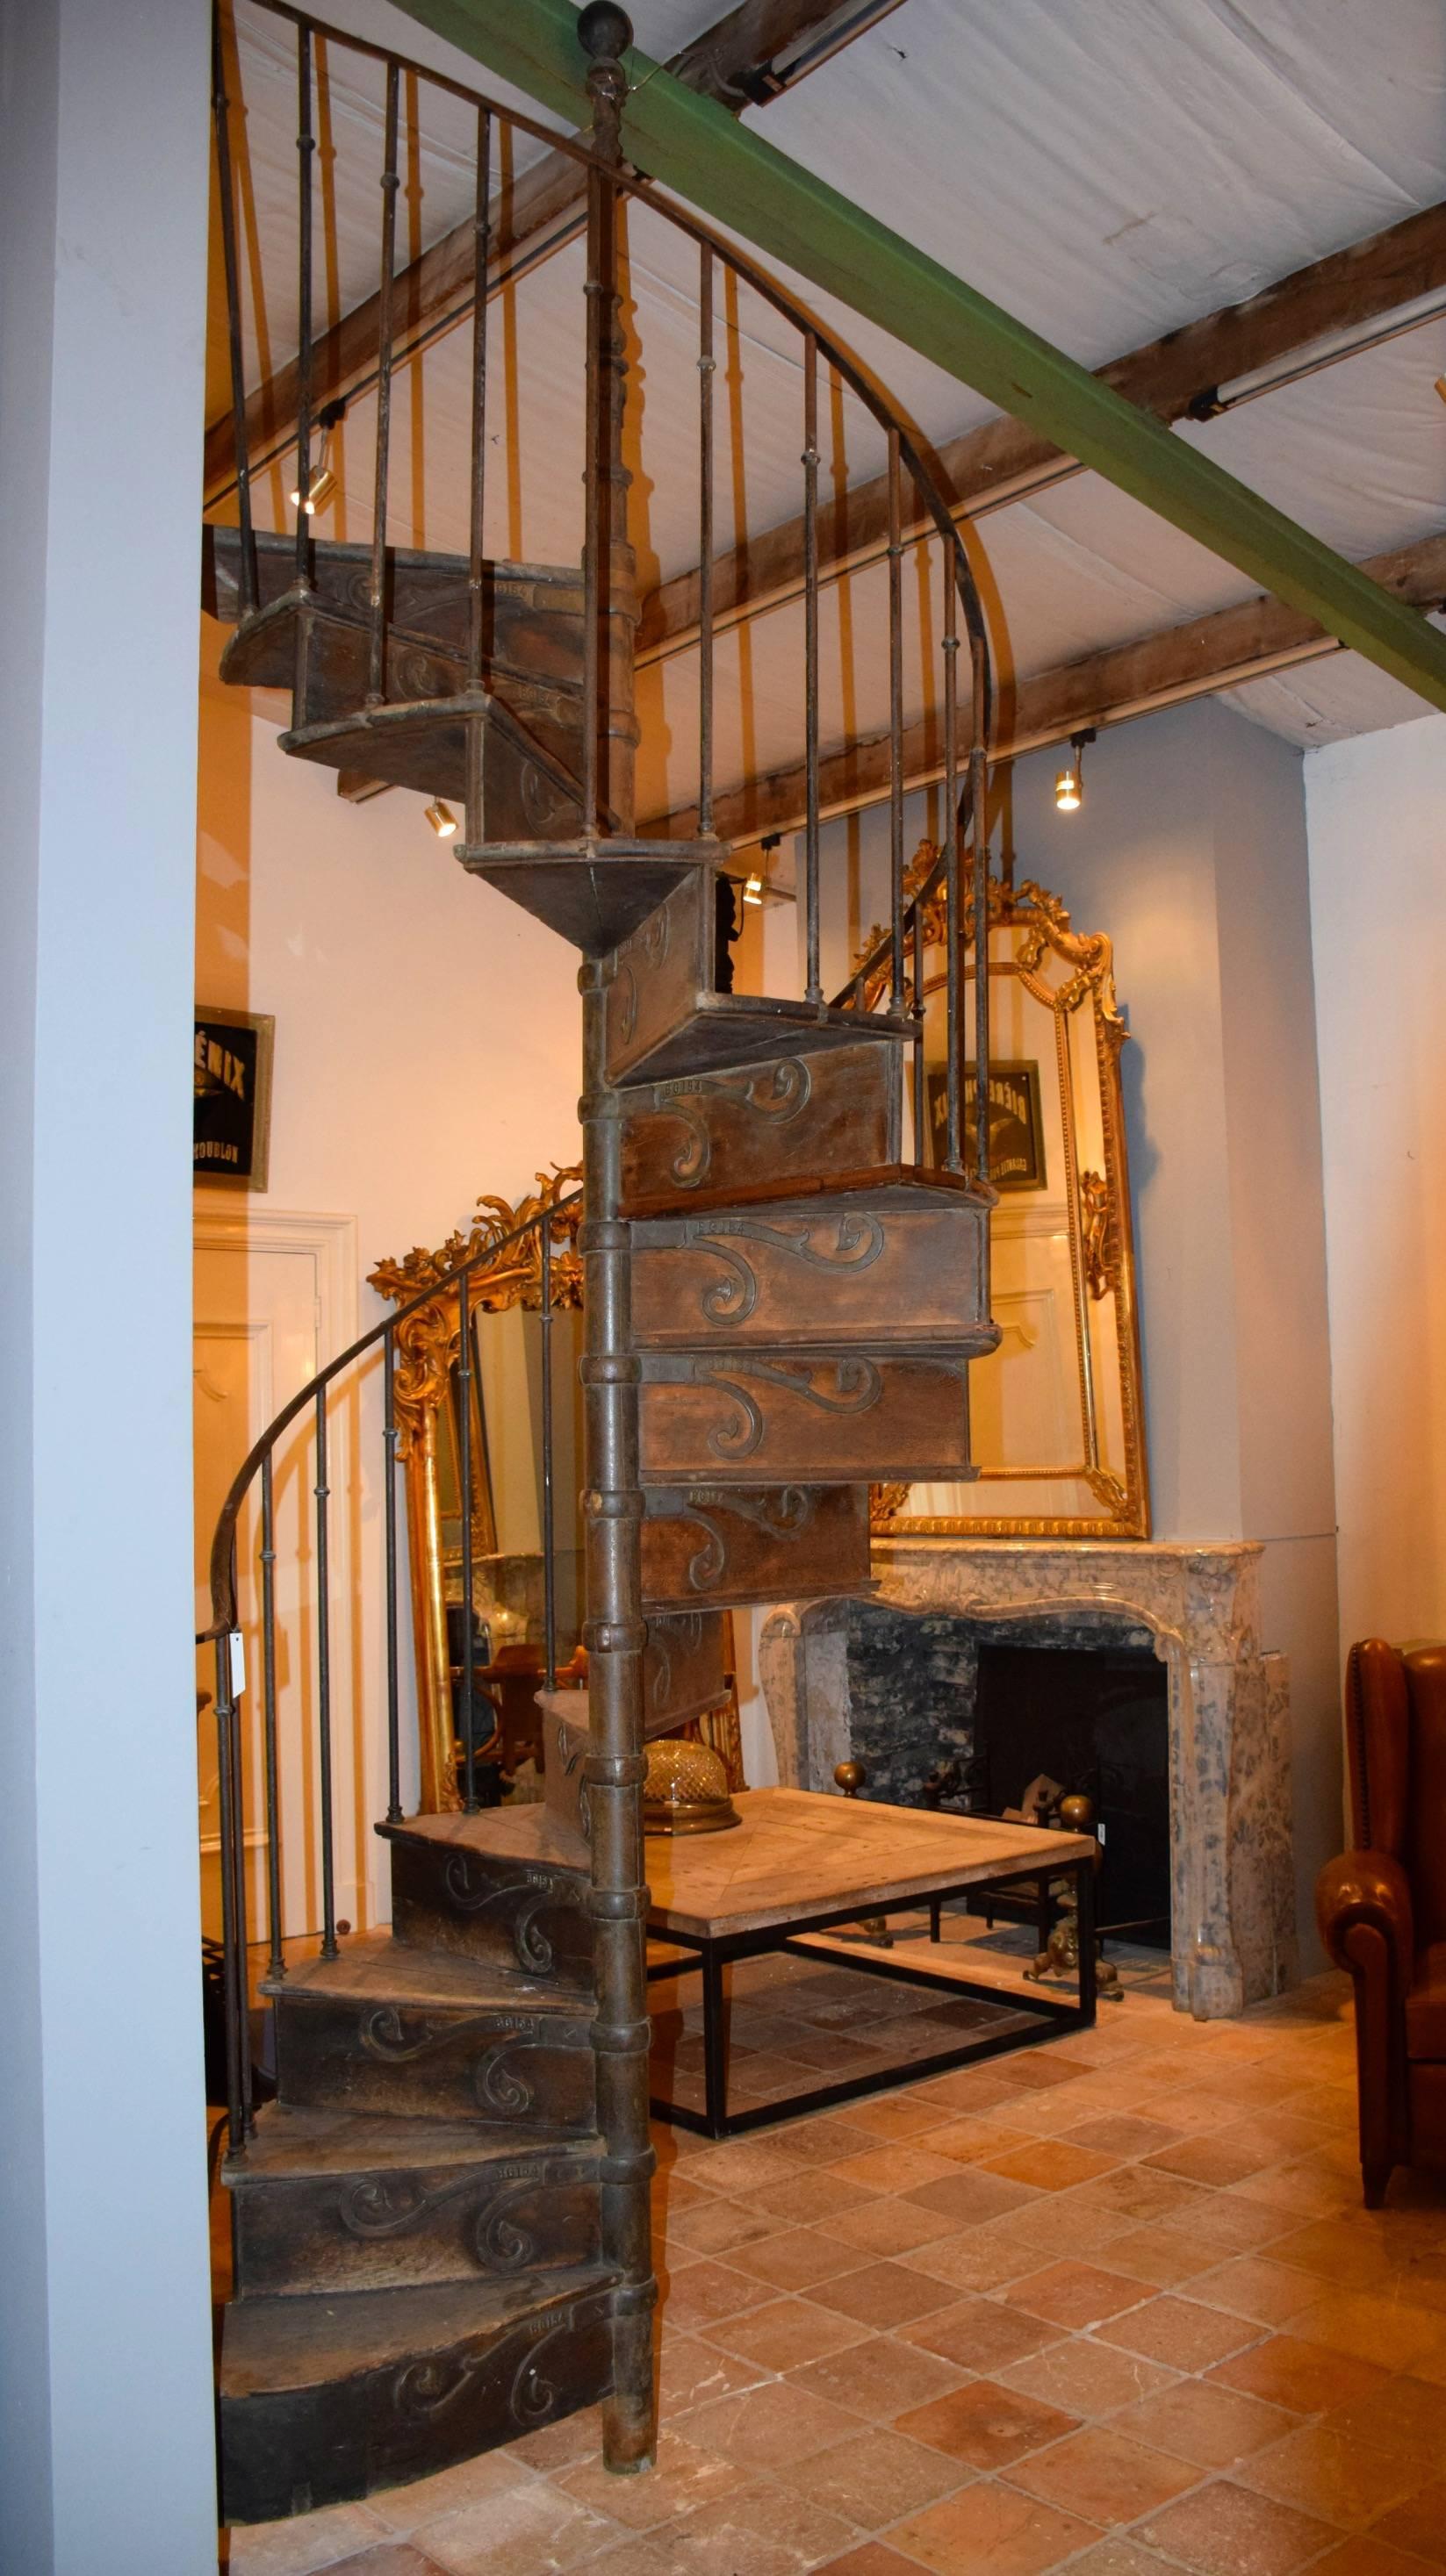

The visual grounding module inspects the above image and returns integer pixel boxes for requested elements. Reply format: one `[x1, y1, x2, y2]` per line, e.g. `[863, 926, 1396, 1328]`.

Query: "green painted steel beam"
[397, 0, 1446, 713]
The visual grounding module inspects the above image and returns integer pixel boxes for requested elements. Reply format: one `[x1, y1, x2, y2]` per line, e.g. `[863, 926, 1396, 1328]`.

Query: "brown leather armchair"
[1316, 1639, 1446, 2206]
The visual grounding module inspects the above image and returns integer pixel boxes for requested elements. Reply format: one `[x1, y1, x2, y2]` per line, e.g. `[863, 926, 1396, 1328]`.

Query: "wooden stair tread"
[379, 1805, 590, 1876]
[263, 1927, 584, 2012]
[614, 993, 914, 1086]
[220, 2270, 615, 2398]
[461, 835, 723, 956]
[631, 1162, 994, 1223]
[226, 2103, 601, 2185]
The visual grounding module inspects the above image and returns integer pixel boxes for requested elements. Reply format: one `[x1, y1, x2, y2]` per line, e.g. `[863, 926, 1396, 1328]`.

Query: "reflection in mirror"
[871, 856, 1148, 1539]
[370, 1169, 584, 1810]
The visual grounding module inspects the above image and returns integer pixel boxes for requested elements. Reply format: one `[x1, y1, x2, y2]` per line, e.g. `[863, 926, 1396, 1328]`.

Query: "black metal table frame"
[646, 1855, 1096, 2138]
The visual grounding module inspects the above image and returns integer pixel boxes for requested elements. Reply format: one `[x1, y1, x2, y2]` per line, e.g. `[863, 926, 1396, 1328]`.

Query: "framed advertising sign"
[925, 1058, 1046, 1189]
[194, 1007, 274, 1192]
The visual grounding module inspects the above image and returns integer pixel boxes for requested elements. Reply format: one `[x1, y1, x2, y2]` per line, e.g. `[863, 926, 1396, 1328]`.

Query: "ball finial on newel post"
[578, 4, 632, 158]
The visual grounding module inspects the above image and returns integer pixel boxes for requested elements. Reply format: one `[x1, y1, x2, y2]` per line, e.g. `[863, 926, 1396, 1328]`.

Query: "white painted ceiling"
[216, 0, 1446, 812]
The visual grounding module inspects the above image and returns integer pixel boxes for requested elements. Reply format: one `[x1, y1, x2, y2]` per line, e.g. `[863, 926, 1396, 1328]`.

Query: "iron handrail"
[197, 1188, 581, 1643]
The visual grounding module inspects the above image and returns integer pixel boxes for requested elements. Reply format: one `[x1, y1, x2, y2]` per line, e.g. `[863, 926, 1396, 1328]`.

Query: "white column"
[0, 1, 218, 2568]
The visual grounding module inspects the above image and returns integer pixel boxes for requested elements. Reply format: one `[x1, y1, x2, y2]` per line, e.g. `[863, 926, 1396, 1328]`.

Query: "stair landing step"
[463, 835, 725, 956]
[263, 1927, 580, 2014]
[225, 2104, 600, 2185]
[378, 1804, 590, 1877]
[220, 2270, 614, 2400]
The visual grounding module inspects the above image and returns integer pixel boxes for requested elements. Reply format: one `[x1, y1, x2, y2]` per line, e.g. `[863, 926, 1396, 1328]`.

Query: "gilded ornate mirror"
[872, 855, 1149, 1539]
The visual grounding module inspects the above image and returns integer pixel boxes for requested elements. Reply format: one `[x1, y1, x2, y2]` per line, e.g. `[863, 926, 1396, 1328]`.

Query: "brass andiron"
[1024, 1792, 1123, 2000]
[833, 1760, 893, 1945]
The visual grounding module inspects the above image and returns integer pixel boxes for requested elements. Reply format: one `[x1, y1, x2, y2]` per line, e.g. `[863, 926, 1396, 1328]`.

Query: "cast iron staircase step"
[604, 867, 910, 1084]
[378, 1805, 594, 1984]
[619, 1043, 902, 1219]
[219, 2270, 615, 2523]
[202, 525, 587, 824]
[641, 1483, 874, 1611]
[226, 2105, 603, 2300]
[632, 1170, 994, 1355]
[639, 1353, 975, 1487]
[267, 1931, 597, 2131]
[461, 833, 726, 956]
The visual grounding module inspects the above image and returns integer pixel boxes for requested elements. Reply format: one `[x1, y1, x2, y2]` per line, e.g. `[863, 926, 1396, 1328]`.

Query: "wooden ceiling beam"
[203, 0, 894, 502]
[642, 529, 1446, 846]
[637, 198, 1446, 664]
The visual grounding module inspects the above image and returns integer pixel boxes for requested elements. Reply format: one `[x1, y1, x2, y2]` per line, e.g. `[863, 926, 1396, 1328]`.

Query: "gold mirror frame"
[870, 856, 1149, 1541]
[369, 1167, 583, 1812]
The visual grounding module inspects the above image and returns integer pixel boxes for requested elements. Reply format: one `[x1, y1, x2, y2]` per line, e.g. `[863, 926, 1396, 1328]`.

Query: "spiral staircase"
[203, 0, 998, 2522]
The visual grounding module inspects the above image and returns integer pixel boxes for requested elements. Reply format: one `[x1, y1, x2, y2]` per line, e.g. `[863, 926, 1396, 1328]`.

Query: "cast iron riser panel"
[604, 871, 910, 1085]
[639, 1353, 974, 1486]
[281, 685, 583, 827]
[619, 1045, 900, 1218]
[640, 1482, 873, 1611]
[632, 1200, 990, 1353]
[273, 1994, 597, 2132]
[385, 1836, 594, 1990]
[232, 2150, 602, 2298]
[219, 2279, 613, 2524]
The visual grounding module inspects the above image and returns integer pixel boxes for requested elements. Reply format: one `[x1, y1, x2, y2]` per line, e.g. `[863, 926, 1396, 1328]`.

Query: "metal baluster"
[697, 241, 715, 839]
[260, 1454, 284, 1982]
[888, 429, 905, 1015]
[912, 901, 925, 1166]
[313, 1390, 337, 1959]
[465, 106, 493, 841]
[803, 331, 821, 1003]
[541, 1217, 557, 1692]
[944, 544, 962, 1175]
[970, 626, 990, 1187]
[293, 26, 314, 585]
[581, 154, 603, 836]
[224, 1545, 255, 2135]
[211, 7, 258, 618]
[212, 1635, 246, 2159]
[384, 1325, 403, 1824]
[458, 1264, 477, 1812]
[366, 61, 400, 705]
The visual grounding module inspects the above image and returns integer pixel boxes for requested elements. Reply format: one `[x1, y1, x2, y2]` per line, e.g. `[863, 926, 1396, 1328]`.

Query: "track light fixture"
[742, 871, 764, 907]
[291, 398, 347, 520]
[424, 800, 457, 838]
[1055, 728, 1096, 814]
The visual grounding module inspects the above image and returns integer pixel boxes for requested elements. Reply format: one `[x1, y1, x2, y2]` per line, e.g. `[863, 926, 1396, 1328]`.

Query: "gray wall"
[809, 697, 1340, 1963]
[0, 1, 219, 2565]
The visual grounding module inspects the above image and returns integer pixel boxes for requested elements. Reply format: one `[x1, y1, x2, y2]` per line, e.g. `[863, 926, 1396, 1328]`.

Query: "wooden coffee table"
[644, 1787, 1097, 2136]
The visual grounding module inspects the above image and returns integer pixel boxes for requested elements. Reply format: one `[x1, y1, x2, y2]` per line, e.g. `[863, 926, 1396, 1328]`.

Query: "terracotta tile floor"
[223, 1955, 1446, 2576]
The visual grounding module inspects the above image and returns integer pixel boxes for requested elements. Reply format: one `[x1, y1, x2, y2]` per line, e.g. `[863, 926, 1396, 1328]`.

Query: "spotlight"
[425, 800, 457, 838]
[291, 400, 346, 520]
[1054, 727, 1096, 814]
[742, 872, 764, 907]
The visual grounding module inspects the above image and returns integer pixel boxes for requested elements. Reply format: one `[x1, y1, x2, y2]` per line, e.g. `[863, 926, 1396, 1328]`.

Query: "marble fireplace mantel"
[758, 1539, 1297, 2020]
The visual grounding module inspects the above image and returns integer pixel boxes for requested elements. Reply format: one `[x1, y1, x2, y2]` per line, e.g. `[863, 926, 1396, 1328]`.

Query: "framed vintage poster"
[194, 1006, 274, 1192]
[926, 1058, 1046, 1189]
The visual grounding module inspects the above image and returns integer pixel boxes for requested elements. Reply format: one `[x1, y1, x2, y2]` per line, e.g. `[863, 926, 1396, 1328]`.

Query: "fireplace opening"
[973, 1640, 1171, 1950]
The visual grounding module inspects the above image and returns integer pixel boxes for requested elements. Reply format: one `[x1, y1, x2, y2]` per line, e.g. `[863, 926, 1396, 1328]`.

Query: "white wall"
[1306, 712, 1446, 1660]
[195, 639, 585, 1912]
[0, 2, 219, 2568]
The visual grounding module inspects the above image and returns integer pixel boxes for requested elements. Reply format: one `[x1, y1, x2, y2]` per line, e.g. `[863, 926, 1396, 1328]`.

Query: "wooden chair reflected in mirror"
[370, 1167, 744, 1812]
[867, 852, 1149, 1541]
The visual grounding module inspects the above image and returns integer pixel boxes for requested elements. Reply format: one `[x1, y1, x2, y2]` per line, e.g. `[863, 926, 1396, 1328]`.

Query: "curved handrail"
[198, 1188, 581, 1642]
[234, 0, 996, 758]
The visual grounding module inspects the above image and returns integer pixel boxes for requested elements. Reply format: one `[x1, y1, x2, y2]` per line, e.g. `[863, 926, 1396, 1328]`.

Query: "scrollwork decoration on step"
[439, 1854, 586, 1978]
[696, 1357, 882, 1460]
[649, 1057, 812, 1188]
[357, 2006, 544, 2120]
[390, 2291, 609, 2429]
[680, 1211, 886, 1327]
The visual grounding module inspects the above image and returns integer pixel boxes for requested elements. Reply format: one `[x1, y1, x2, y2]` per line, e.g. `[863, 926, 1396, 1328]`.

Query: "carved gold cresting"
[864, 848, 1148, 1544]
